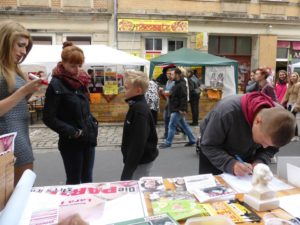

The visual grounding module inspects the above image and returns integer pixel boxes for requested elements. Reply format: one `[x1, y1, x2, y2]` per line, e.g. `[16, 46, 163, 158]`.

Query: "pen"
[235, 155, 253, 175]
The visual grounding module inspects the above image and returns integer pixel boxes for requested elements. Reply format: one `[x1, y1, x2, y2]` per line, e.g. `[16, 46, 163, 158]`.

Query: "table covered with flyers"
[12, 174, 300, 225]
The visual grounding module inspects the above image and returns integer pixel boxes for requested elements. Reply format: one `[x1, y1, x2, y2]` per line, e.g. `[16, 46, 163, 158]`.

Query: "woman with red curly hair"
[254, 68, 278, 102]
[43, 42, 98, 184]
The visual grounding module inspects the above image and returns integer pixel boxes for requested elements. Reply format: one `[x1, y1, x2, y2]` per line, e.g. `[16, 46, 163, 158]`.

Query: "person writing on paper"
[43, 42, 98, 184]
[199, 92, 295, 176]
[0, 20, 43, 185]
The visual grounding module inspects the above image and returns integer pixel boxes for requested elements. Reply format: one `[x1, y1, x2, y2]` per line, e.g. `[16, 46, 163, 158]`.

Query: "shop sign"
[118, 19, 188, 33]
[195, 32, 208, 49]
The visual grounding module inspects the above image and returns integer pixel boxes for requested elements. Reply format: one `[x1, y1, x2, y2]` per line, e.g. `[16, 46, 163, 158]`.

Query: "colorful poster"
[118, 19, 188, 33]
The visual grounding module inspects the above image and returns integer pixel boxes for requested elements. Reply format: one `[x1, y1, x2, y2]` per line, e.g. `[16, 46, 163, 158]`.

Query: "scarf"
[241, 92, 275, 126]
[52, 62, 90, 92]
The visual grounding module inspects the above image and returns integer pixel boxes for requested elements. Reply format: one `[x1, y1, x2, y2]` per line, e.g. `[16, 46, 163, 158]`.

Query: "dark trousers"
[151, 109, 158, 125]
[60, 146, 95, 184]
[199, 147, 222, 175]
[190, 94, 200, 124]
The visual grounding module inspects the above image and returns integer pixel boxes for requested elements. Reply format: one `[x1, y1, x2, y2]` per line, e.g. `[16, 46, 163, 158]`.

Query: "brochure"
[0, 132, 17, 155]
[210, 199, 261, 223]
[183, 174, 217, 193]
[149, 190, 216, 221]
[192, 185, 236, 203]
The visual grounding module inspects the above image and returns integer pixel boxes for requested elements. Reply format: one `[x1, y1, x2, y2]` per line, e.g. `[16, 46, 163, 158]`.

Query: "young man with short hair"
[159, 68, 196, 149]
[120, 71, 158, 180]
[199, 92, 295, 176]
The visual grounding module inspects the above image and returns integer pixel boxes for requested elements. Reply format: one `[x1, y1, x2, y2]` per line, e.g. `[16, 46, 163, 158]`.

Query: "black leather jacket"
[43, 77, 98, 151]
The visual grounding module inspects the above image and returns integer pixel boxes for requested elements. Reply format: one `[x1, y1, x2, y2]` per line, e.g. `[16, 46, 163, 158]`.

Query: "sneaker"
[291, 136, 300, 142]
[159, 143, 171, 149]
[184, 142, 196, 147]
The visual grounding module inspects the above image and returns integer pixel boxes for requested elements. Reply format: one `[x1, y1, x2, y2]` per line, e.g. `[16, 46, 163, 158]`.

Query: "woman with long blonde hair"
[0, 20, 43, 185]
[282, 72, 300, 141]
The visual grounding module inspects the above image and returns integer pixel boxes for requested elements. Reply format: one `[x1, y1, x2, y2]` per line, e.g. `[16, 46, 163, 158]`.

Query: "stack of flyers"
[184, 174, 217, 193]
[192, 185, 237, 203]
[110, 214, 179, 225]
[167, 177, 187, 191]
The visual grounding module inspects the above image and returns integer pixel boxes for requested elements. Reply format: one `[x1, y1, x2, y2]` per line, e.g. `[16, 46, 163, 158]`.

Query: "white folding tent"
[21, 45, 149, 73]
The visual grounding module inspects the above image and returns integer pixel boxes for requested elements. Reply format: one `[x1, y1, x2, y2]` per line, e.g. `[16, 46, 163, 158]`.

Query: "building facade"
[1, 0, 300, 87]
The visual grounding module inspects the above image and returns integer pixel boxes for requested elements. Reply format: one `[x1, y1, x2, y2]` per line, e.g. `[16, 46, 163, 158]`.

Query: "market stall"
[149, 48, 238, 119]
[21, 45, 150, 122]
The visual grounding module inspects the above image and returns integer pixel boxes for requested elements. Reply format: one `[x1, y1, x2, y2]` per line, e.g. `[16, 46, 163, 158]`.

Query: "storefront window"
[236, 37, 251, 55]
[208, 36, 218, 55]
[32, 36, 52, 45]
[168, 40, 184, 51]
[145, 38, 162, 51]
[220, 36, 234, 55]
[66, 36, 91, 45]
[277, 48, 288, 59]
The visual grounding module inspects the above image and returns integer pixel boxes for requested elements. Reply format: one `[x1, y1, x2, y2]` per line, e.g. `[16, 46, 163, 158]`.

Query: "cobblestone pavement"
[29, 123, 200, 151]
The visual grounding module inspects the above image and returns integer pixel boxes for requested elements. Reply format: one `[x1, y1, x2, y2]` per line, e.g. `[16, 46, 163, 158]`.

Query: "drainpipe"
[113, 0, 118, 49]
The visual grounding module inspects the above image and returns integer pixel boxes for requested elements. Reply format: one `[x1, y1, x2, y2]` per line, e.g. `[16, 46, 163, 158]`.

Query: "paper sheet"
[221, 173, 293, 193]
[279, 194, 300, 218]
[287, 163, 300, 188]
[0, 170, 36, 225]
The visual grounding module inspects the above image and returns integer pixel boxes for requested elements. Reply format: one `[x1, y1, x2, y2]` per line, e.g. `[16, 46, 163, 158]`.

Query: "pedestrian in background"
[245, 70, 257, 93]
[120, 70, 158, 181]
[281, 72, 300, 142]
[0, 20, 43, 185]
[145, 79, 160, 125]
[254, 67, 278, 102]
[159, 68, 196, 149]
[161, 69, 175, 139]
[43, 41, 98, 184]
[274, 70, 288, 103]
[187, 69, 201, 126]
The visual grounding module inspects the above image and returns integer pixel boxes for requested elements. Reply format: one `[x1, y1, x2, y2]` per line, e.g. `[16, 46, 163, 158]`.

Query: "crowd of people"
[0, 20, 299, 224]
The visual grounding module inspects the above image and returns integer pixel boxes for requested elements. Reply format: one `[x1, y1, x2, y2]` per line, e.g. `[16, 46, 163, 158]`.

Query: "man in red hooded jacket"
[199, 92, 295, 176]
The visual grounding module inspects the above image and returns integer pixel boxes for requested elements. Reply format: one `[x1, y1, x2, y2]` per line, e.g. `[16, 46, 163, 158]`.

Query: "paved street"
[29, 123, 201, 152]
[30, 123, 300, 187]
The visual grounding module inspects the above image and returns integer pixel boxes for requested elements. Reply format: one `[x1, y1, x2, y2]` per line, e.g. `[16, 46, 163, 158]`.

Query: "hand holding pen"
[233, 155, 253, 176]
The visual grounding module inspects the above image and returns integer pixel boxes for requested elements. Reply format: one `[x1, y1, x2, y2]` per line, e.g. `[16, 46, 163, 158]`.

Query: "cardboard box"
[0, 152, 14, 210]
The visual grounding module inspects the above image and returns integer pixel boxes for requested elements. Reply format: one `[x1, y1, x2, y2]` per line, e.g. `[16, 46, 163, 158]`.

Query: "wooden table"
[143, 176, 300, 225]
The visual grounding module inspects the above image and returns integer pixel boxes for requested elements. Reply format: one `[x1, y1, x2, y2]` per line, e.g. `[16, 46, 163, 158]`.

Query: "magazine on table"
[192, 185, 237, 203]
[148, 190, 216, 221]
[138, 177, 165, 193]
[109, 213, 179, 225]
[21, 181, 146, 225]
[210, 199, 261, 223]
[167, 177, 187, 191]
[0, 132, 17, 155]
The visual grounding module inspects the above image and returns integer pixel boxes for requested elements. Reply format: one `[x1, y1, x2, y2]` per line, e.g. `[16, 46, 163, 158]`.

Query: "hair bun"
[63, 41, 73, 49]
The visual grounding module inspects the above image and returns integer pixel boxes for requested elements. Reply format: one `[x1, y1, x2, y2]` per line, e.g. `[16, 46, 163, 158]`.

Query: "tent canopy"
[149, 48, 238, 94]
[22, 45, 149, 73]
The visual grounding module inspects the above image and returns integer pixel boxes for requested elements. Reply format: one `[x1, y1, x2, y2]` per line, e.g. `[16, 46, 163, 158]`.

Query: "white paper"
[0, 170, 36, 225]
[18, 193, 62, 225]
[287, 163, 300, 188]
[279, 194, 300, 218]
[184, 174, 217, 193]
[221, 173, 293, 193]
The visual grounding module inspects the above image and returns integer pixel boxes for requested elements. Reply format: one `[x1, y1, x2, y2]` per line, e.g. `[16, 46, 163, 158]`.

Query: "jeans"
[163, 108, 170, 137]
[165, 112, 196, 146]
[60, 146, 95, 184]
